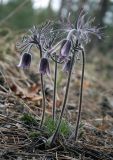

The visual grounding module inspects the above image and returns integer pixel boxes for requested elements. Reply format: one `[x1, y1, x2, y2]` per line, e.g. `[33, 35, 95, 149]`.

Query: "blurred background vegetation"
[0, 0, 113, 56]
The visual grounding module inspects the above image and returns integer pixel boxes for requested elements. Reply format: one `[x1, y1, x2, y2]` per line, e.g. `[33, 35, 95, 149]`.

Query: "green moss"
[20, 113, 37, 126]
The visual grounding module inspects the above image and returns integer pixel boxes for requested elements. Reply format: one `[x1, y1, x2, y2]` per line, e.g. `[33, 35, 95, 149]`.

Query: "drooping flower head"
[17, 52, 32, 69]
[39, 57, 50, 75]
[58, 10, 103, 46]
[60, 39, 71, 57]
[55, 10, 103, 64]
[16, 21, 59, 75]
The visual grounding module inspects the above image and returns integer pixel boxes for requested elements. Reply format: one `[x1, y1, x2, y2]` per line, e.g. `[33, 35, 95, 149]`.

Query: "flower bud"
[60, 40, 71, 57]
[39, 58, 50, 75]
[17, 52, 32, 69]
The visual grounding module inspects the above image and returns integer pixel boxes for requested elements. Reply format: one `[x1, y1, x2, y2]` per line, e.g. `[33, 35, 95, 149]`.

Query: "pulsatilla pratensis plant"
[17, 10, 102, 144]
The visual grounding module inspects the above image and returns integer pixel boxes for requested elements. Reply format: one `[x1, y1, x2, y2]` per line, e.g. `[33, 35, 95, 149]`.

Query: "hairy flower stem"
[50, 41, 78, 145]
[75, 49, 85, 141]
[52, 57, 57, 122]
[37, 44, 46, 128]
[40, 74, 46, 128]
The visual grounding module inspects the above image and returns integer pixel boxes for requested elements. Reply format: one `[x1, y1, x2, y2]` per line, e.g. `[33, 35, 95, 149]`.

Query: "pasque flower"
[17, 52, 32, 69]
[39, 57, 50, 75]
[58, 10, 102, 47]
[55, 10, 102, 64]
[60, 40, 71, 57]
[16, 12, 103, 139]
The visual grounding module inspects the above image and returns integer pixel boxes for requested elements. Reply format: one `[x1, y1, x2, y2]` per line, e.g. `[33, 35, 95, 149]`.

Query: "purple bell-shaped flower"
[17, 52, 32, 69]
[60, 40, 71, 57]
[39, 58, 50, 75]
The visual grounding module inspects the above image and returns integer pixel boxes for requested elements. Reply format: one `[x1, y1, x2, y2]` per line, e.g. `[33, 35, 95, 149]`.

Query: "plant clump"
[44, 116, 70, 137]
[17, 10, 102, 145]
